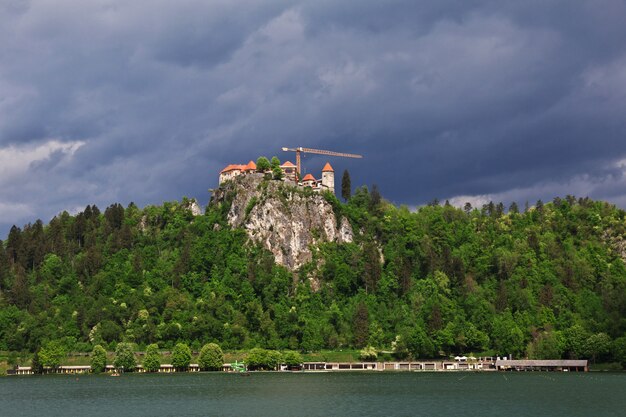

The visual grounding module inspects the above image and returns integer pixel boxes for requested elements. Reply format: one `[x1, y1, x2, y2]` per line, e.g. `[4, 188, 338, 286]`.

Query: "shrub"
[114, 342, 136, 371]
[246, 348, 282, 371]
[171, 343, 192, 369]
[198, 343, 224, 371]
[359, 346, 378, 361]
[283, 351, 303, 368]
[90, 345, 107, 373]
[143, 344, 161, 372]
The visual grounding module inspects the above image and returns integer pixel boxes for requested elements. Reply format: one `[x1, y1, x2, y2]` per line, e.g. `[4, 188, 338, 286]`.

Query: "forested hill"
[1, 184, 626, 365]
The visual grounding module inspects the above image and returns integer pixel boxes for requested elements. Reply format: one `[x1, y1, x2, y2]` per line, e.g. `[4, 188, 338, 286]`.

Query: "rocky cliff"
[210, 174, 353, 270]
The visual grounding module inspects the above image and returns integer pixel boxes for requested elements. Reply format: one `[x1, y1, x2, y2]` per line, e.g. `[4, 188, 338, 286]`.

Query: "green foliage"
[31, 350, 43, 374]
[612, 336, 626, 368]
[114, 342, 136, 371]
[583, 333, 612, 363]
[359, 346, 377, 361]
[1, 194, 626, 363]
[283, 351, 303, 367]
[39, 340, 67, 369]
[272, 166, 284, 180]
[90, 345, 107, 373]
[246, 348, 282, 370]
[143, 343, 161, 372]
[527, 331, 564, 360]
[341, 170, 351, 202]
[171, 342, 192, 369]
[245, 196, 258, 218]
[198, 343, 224, 371]
[256, 157, 271, 172]
[405, 327, 435, 359]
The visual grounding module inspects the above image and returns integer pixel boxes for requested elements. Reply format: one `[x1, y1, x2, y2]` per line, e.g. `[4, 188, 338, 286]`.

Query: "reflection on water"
[1, 372, 625, 417]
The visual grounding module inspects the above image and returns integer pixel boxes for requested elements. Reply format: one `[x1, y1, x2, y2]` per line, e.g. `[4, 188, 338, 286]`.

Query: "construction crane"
[281, 147, 363, 176]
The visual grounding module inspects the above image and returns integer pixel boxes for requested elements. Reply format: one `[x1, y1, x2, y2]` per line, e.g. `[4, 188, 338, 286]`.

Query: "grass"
[589, 362, 623, 371]
[301, 350, 360, 362]
[0, 360, 8, 376]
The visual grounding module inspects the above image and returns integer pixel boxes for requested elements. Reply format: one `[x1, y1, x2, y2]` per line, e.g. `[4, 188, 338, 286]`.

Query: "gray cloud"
[2, 0, 626, 236]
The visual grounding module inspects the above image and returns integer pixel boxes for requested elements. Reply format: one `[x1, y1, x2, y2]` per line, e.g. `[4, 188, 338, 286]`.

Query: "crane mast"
[281, 147, 362, 176]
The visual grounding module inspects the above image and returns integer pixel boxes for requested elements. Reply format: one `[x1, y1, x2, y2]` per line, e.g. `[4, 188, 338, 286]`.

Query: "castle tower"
[321, 162, 335, 193]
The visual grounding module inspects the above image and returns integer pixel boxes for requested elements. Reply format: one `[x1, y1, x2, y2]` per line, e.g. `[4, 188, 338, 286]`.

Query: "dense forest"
[1, 184, 626, 366]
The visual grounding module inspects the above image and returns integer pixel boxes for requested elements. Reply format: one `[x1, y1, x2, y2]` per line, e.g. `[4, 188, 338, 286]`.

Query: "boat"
[231, 361, 249, 375]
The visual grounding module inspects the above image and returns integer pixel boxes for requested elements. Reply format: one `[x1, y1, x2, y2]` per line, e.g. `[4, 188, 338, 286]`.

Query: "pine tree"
[369, 184, 381, 211]
[341, 170, 351, 202]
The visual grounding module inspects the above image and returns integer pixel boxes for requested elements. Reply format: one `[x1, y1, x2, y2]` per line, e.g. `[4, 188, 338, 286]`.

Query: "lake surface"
[1, 372, 625, 417]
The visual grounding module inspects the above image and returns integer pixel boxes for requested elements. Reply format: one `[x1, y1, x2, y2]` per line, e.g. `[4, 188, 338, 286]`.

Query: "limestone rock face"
[185, 199, 203, 216]
[210, 174, 353, 270]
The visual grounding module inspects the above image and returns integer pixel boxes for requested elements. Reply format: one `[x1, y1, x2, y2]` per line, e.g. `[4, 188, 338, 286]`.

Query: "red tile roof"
[322, 162, 334, 172]
[220, 164, 246, 174]
[244, 160, 257, 171]
[281, 161, 296, 168]
[302, 173, 316, 182]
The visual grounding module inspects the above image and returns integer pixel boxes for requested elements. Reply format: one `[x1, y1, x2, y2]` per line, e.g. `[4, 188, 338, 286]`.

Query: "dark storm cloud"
[2, 0, 626, 236]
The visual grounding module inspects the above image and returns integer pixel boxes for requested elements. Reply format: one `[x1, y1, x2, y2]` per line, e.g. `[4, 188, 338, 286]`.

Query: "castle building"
[321, 162, 335, 194]
[218, 159, 335, 194]
[219, 160, 256, 184]
[301, 173, 317, 187]
[280, 161, 297, 182]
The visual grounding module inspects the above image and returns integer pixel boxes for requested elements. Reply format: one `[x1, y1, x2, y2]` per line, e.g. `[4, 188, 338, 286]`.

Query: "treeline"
[30, 340, 297, 373]
[1, 188, 626, 366]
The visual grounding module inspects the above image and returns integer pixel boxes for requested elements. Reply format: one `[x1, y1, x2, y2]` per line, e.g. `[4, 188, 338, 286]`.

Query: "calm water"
[1, 372, 625, 417]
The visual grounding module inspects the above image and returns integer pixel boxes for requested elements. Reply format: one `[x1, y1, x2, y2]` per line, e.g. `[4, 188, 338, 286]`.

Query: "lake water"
[1, 372, 625, 417]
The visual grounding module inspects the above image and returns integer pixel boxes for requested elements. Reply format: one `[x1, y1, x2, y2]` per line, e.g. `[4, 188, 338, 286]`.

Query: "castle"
[219, 159, 335, 193]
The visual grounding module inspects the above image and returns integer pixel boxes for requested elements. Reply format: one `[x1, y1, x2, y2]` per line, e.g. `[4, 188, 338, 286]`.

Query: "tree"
[90, 345, 107, 373]
[267, 350, 283, 370]
[31, 349, 43, 374]
[363, 242, 381, 293]
[171, 342, 192, 369]
[39, 340, 67, 370]
[143, 343, 161, 372]
[406, 327, 435, 359]
[272, 165, 283, 180]
[270, 156, 281, 169]
[114, 342, 136, 372]
[563, 325, 589, 359]
[359, 346, 377, 361]
[341, 170, 351, 202]
[527, 330, 564, 360]
[353, 302, 369, 348]
[282, 351, 303, 369]
[256, 157, 271, 172]
[369, 184, 381, 211]
[198, 343, 224, 371]
[583, 333, 612, 363]
[536, 199, 544, 212]
[612, 336, 626, 369]
[246, 348, 282, 370]
[509, 202, 519, 214]
[491, 312, 525, 357]
[392, 335, 409, 360]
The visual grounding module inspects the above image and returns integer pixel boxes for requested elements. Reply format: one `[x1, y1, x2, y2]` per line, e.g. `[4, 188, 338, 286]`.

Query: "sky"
[1, 0, 626, 237]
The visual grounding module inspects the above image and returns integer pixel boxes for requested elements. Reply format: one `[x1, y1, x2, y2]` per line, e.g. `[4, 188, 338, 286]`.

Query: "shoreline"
[6, 359, 589, 376]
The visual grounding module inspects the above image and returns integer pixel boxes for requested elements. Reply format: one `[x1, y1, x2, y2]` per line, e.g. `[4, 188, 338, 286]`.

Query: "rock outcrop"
[210, 174, 353, 270]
